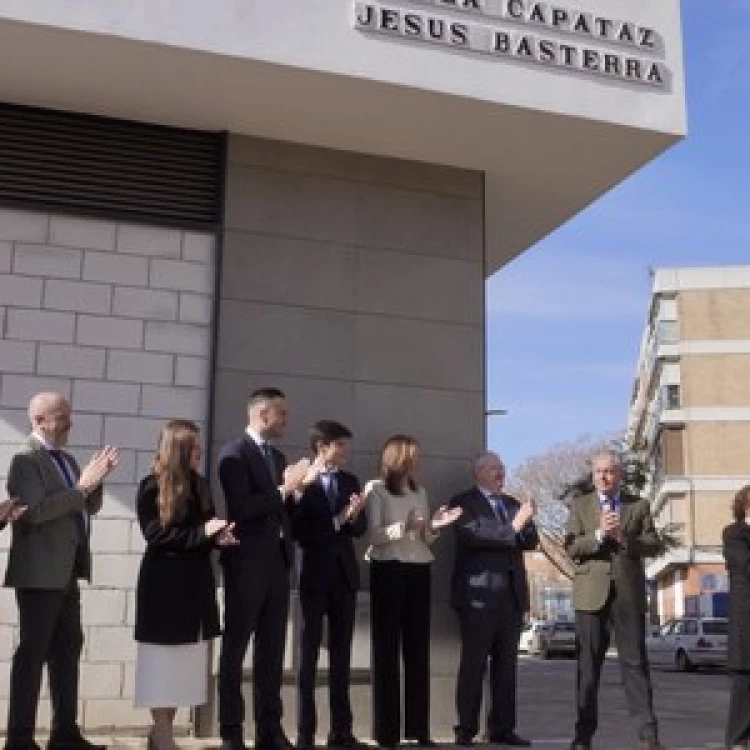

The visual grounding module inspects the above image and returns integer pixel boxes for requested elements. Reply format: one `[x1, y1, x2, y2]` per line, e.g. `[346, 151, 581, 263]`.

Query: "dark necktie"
[488, 493, 509, 523]
[322, 470, 339, 515]
[260, 443, 278, 484]
[49, 449, 87, 546]
[601, 494, 618, 513]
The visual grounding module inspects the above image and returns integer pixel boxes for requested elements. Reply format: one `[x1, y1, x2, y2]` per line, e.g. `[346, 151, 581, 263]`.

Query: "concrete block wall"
[209, 136, 486, 738]
[0, 208, 216, 730]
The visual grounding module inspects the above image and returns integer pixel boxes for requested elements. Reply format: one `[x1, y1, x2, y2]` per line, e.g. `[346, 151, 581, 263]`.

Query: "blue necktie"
[49, 449, 87, 545]
[489, 493, 508, 522]
[322, 470, 338, 514]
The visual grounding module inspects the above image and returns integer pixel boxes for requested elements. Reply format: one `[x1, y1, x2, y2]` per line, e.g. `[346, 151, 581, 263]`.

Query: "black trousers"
[370, 561, 431, 747]
[574, 586, 657, 743]
[455, 596, 523, 739]
[727, 672, 750, 747]
[6, 577, 84, 743]
[297, 571, 357, 739]
[218, 544, 290, 741]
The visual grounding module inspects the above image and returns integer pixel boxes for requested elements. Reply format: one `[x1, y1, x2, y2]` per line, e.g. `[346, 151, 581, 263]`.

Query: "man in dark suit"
[217, 388, 320, 750]
[290, 420, 367, 750]
[564, 450, 663, 750]
[450, 452, 538, 748]
[4, 392, 119, 750]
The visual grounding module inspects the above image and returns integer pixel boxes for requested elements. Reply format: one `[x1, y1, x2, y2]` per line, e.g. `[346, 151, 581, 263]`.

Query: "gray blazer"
[4, 435, 103, 589]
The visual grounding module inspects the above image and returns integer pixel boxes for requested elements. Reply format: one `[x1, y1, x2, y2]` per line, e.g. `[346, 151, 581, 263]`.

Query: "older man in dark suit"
[564, 449, 663, 750]
[217, 388, 320, 750]
[4, 392, 119, 750]
[450, 452, 538, 748]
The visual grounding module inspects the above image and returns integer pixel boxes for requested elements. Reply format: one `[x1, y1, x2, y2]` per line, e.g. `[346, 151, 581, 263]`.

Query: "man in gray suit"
[564, 450, 663, 750]
[4, 392, 119, 750]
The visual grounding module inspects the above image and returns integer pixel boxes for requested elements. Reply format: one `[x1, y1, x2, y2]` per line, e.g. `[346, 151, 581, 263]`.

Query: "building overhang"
[0, 0, 686, 275]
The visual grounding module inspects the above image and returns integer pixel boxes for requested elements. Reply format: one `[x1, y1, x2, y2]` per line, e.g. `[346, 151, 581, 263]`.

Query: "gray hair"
[473, 451, 504, 476]
[591, 448, 623, 467]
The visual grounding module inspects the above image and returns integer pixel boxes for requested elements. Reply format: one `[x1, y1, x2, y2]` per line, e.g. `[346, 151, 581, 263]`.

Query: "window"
[664, 384, 681, 409]
[684, 620, 698, 636]
[702, 620, 728, 636]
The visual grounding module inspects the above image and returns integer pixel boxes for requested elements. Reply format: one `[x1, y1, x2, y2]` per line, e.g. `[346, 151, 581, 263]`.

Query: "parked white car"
[519, 620, 550, 653]
[646, 617, 728, 671]
[536, 619, 577, 658]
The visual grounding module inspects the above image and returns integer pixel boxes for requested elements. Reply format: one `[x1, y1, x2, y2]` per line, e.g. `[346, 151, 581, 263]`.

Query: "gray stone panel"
[229, 136, 483, 200]
[357, 250, 483, 324]
[355, 315, 483, 391]
[224, 165, 482, 261]
[352, 383, 484, 457]
[216, 299, 356, 380]
[221, 231, 358, 310]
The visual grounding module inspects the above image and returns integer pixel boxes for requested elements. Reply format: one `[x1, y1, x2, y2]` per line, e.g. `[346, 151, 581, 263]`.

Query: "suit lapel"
[619, 493, 637, 529]
[242, 435, 276, 485]
[471, 486, 493, 518]
[28, 435, 71, 492]
[584, 492, 601, 533]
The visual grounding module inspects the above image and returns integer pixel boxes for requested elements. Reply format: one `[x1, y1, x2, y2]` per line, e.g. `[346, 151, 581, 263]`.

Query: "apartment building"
[628, 267, 750, 623]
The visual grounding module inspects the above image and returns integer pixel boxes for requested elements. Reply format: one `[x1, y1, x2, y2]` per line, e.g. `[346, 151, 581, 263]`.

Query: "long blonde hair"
[153, 419, 199, 525]
[380, 434, 419, 496]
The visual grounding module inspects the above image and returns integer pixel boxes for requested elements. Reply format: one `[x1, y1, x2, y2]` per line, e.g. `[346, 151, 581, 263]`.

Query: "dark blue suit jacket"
[450, 487, 538, 612]
[290, 469, 367, 595]
[217, 434, 293, 567]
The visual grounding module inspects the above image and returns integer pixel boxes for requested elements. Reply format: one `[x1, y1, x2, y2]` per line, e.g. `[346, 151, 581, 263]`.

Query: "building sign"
[354, 0, 668, 88]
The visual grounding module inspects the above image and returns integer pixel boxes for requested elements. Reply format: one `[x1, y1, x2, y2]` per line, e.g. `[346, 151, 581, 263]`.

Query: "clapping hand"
[340, 492, 366, 523]
[282, 458, 311, 495]
[0, 497, 26, 524]
[405, 508, 426, 534]
[430, 504, 462, 530]
[216, 522, 239, 547]
[511, 496, 536, 533]
[204, 518, 239, 546]
[77, 445, 120, 493]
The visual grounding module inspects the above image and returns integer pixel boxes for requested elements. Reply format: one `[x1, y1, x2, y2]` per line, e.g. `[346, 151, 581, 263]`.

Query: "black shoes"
[454, 734, 474, 747]
[5, 742, 42, 750]
[220, 739, 247, 750]
[47, 733, 106, 750]
[327, 737, 367, 750]
[256, 734, 294, 750]
[569, 741, 591, 750]
[488, 734, 532, 747]
[296, 736, 315, 750]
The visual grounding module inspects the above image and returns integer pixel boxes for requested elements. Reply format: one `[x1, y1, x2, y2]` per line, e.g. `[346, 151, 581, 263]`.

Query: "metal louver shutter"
[0, 102, 224, 230]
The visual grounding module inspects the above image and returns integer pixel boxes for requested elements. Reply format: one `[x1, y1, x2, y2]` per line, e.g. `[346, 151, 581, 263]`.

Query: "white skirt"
[134, 640, 210, 708]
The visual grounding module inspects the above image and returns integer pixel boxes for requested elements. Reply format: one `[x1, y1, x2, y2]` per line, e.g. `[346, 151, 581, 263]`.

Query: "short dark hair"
[732, 485, 750, 522]
[248, 387, 285, 410]
[309, 420, 352, 453]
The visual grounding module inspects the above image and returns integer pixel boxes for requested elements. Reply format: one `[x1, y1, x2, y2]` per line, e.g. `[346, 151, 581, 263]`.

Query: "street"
[514, 655, 729, 749]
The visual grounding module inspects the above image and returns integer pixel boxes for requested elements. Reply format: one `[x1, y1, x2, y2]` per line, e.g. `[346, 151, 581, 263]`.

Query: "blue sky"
[486, 2, 750, 470]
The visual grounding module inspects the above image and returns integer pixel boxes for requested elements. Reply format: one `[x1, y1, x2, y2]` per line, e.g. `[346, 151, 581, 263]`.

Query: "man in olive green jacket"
[564, 450, 663, 750]
[4, 392, 119, 750]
